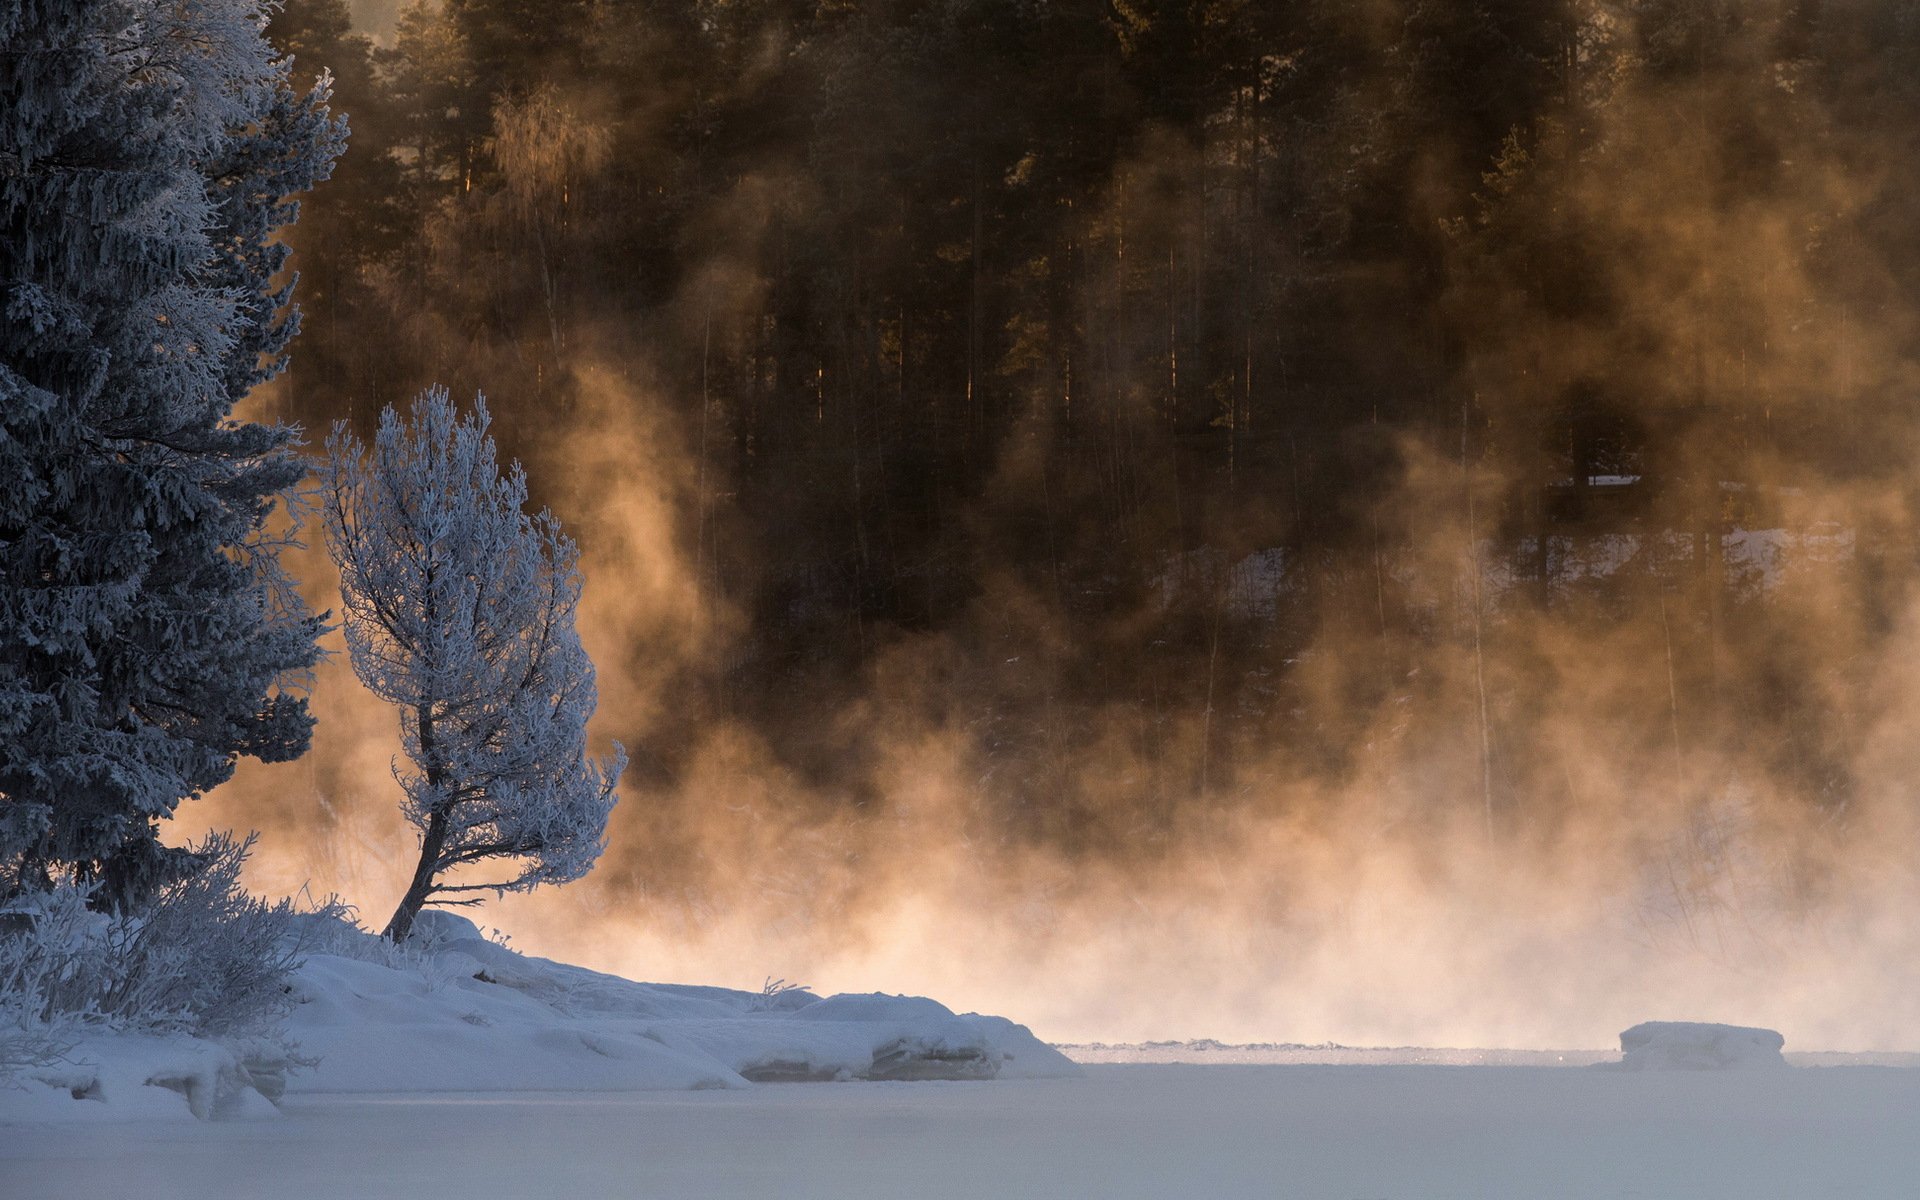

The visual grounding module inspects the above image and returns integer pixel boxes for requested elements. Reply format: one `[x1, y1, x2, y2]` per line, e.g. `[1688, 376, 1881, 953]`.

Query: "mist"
[184, 0, 1920, 1049]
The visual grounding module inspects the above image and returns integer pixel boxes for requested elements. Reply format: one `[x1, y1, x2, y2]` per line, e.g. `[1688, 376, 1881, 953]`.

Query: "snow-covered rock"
[1606, 1021, 1788, 1071]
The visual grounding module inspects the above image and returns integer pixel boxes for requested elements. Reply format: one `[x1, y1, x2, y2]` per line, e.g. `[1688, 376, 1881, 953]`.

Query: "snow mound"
[408, 909, 484, 942]
[283, 954, 742, 1092]
[2, 919, 1077, 1121]
[281, 920, 1079, 1094]
[1607, 1022, 1787, 1071]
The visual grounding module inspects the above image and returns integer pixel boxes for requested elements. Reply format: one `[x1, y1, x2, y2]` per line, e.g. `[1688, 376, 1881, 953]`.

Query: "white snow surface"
[6, 1065, 1920, 1199]
[0, 911, 1075, 1122]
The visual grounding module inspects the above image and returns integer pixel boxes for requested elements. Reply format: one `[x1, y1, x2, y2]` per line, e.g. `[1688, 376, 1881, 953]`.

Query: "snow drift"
[0, 912, 1076, 1121]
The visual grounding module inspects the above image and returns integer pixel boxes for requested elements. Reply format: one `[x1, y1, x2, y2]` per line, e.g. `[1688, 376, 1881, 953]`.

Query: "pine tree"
[0, 0, 345, 903]
[321, 388, 623, 942]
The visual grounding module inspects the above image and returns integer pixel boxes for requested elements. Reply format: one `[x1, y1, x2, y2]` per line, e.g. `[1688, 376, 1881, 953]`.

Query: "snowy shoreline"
[0, 912, 1076, 1123]
[11, 910, 1916, 1127]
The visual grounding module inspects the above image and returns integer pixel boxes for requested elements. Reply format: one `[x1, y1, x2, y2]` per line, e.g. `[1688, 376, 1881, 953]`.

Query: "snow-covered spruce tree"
[322, 388, 624, 942]
[0, 0, 346, 903]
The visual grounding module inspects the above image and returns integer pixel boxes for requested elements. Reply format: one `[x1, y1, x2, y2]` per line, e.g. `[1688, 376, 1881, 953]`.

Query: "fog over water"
[179, 1, 1920, 1048]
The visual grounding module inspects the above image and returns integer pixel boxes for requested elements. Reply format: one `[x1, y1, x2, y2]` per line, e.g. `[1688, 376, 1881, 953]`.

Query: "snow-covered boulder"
[1608, 1022, 1787, 1071]
[407, 909, 485, 944]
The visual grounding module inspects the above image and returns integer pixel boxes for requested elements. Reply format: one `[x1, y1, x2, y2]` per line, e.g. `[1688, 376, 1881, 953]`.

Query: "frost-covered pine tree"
[322, 388, 624, 942]
[0, 0, 345, 902]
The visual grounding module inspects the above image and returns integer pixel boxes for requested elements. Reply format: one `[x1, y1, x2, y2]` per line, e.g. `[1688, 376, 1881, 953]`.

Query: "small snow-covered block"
[409, 910, 484, 944]
[1613, 1021, 1787, 1070]
[788, 993, 960, 1024]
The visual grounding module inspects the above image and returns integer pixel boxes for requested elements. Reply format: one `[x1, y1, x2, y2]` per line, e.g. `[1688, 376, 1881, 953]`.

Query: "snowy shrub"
[290, 908, 441, 962]
[284, 909, 474, 992]
[0, 833, 331, 1046]
[0, 1019, 70, 1081]
[281, 910, 394, 961]
[0, 884, 105, 1031]
[747, 977, 813, 1014]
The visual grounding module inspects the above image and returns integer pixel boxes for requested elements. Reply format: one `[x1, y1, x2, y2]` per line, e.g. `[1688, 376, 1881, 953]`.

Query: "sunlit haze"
[184, 0, 1920, 1051]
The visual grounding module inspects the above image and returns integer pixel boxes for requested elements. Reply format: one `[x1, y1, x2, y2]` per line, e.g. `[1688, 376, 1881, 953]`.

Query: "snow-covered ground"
[6, 1064, 1919, 1199]
[279, 934, 1073, 1094]
[0, 911, 1074, 1123]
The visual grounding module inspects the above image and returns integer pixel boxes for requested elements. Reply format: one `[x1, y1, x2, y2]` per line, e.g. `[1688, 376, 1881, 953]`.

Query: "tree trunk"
[382, 806, 451, 942]
[385, 701, 450, 941]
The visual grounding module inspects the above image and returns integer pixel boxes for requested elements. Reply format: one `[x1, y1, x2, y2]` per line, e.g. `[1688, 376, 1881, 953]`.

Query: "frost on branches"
[322, 389, 625, 942]
[0, 0, 345, 902]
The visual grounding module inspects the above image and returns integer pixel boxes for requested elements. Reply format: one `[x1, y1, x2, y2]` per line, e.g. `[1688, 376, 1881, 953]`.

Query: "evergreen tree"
[0, 0, 344, 903]
[267, 0, 406, 420]
[321, 388, 623, 942]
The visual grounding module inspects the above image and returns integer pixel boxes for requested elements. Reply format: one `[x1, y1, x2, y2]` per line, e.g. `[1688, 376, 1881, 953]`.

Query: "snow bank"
[281, 954, 741, 1092]
[0, 1033, 288, 1123]
[1606, 1021, 1788, 1071]
[1, 912, 1075, 1121]
[284, 919, 1078, 1093]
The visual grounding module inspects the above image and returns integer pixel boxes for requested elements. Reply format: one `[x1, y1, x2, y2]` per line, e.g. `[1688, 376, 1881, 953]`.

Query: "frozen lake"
[6, 1063, 1918, 1199]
